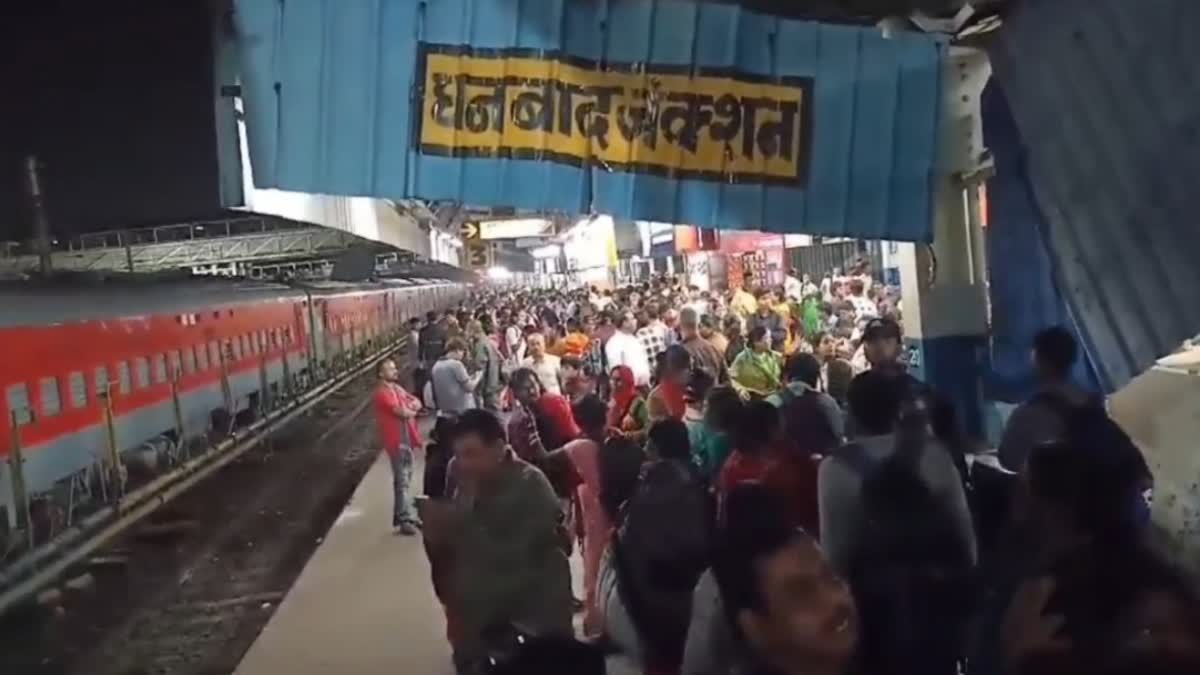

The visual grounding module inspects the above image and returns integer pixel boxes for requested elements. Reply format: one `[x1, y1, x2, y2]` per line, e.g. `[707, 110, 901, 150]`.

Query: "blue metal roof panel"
[989, 0, 1200, 392]
[233, 0, 944, 240]
[982, 81, 1101, 403]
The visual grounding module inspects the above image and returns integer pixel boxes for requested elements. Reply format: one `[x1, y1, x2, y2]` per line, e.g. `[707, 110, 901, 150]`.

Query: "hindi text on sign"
[415, 45, 813, 186]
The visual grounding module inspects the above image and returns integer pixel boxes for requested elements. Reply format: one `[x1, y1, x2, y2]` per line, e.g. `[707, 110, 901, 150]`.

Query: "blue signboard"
[233, 0, 944, 240]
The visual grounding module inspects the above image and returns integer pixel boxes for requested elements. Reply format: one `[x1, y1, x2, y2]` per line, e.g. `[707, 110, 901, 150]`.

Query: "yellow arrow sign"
[459, 222, 480, 240]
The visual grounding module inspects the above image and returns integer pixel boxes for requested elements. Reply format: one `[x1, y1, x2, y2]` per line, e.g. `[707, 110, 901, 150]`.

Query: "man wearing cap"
[866, 317, 904, 368]
[854, 317, 906, 375]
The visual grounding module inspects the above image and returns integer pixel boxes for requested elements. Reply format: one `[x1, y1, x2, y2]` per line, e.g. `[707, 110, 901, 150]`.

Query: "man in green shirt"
[421, 410, 573, 674]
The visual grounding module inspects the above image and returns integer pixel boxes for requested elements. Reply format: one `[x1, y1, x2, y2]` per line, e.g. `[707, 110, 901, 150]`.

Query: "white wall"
[234, 98, 434, 260]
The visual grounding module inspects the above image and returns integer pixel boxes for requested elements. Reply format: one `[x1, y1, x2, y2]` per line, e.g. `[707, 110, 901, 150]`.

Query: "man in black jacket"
[417, 312, 448, 409]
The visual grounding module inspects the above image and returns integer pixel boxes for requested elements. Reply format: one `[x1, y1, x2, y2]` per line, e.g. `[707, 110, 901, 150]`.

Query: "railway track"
[0, 345, 405, 675]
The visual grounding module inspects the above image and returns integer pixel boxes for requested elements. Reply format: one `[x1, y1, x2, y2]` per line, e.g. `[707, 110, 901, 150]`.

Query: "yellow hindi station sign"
[415, 45, 812, 186]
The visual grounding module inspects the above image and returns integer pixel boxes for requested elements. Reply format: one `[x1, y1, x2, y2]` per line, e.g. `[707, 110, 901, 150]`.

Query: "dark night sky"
[0, 0, 225, 241]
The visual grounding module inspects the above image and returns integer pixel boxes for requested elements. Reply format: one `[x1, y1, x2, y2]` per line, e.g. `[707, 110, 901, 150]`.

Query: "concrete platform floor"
[234, 451, 455, 675]
[234, 443, 639, 675]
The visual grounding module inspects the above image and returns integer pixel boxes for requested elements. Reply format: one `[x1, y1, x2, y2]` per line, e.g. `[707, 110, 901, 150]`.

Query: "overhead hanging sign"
[233, 0, 944, 240]
[459, 221, 481, 240]
[417, 45, 811, 186]
[478, 218, 554, 240]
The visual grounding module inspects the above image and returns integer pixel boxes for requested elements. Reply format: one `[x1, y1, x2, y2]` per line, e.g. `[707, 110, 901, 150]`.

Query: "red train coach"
[0, 277, 466, 534]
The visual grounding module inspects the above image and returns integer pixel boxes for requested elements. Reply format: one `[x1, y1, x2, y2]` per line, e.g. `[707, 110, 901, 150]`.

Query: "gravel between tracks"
[0, 373, 386, 675]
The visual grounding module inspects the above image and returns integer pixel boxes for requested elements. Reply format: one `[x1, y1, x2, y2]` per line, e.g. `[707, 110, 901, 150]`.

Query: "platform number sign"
[466, 241, 492, 269]
[903, 341, 923, 379]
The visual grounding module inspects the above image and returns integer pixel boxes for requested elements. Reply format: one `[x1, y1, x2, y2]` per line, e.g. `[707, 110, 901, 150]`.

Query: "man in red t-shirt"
[374, 358, 423, 535]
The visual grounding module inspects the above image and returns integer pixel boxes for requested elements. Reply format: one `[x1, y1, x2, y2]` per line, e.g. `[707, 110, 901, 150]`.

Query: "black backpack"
[612, 459, 712, 671]
[777, 386, 839, 458]
[1029, 388, 1106, 427]
[839, 439, 973, 675]
[617, 459, 712, 587]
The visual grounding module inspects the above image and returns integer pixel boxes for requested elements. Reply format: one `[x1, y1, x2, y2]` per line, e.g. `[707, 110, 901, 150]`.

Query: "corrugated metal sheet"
[989, 0, 1200, 392]
[233, 0, 944, 240]
[982, 81, 1100, 402]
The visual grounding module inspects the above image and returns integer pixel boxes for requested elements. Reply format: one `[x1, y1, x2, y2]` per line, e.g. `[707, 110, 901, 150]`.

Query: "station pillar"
[898, 46, 993, 438]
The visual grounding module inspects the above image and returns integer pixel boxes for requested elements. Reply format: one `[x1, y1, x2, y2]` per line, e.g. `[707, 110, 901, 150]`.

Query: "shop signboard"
[674, 226, 720, 253]
[719, 231, 785, 254]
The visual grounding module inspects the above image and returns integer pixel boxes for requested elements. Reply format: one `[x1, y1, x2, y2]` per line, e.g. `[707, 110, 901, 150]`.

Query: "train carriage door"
[382, 292, 392, 340]
[312, 298, 329, 369]
[293, 301, 311, 375]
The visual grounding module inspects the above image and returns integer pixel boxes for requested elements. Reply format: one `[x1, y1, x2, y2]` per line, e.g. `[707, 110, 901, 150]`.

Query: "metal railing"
[0, 218, 363, 275]
[67, 217, 297, 252]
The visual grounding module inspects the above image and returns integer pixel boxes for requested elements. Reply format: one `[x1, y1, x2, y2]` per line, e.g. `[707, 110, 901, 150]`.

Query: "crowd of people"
[370, 268, 1200, 675]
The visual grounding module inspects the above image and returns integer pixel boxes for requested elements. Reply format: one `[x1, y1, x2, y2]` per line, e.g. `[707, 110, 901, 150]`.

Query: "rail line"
[0, 338, 407, 618]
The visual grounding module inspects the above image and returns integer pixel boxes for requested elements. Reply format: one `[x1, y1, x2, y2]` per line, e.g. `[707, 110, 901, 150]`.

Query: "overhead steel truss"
[0, 217, 363, 275]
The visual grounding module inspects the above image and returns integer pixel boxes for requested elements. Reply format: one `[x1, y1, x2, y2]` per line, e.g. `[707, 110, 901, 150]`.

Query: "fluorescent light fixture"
[531, 245, 562, 259]
[478, 218, 554, 240]
[486, 266, 512, 280]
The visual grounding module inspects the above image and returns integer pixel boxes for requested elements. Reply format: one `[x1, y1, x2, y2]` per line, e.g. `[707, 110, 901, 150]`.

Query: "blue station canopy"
[233, 0, 944, 240]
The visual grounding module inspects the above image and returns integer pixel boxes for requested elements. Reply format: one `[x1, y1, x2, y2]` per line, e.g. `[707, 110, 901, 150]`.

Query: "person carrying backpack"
[998, 326, 1102, 473]
[818, 371, 977, 675]
[612, 419, 713, 674]
[768, 353, 844, 455]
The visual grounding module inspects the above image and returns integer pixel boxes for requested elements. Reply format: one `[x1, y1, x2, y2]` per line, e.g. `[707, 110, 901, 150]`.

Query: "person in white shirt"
[847, 279, 879, 321]
[596, 296, 613, 312]
[521, 332, 563, 396]
[606, 310, 653, 386]
[504, 321, 523, 363]
[784, 269, 804, 303]
[801, 273, 820, 299]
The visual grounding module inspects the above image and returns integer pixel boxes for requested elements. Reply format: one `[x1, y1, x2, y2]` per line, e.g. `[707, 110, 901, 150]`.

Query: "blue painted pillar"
[899, 47, 992, 438]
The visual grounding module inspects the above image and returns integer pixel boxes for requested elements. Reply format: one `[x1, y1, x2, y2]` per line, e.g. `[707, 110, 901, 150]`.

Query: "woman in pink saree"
[561, 395, 612, 637]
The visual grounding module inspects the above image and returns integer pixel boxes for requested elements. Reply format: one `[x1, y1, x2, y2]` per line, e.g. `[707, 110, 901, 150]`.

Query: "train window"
[270, 328, 279, 348]
[195, 344, 209, 371]
[40, 377, 62, 417]
[134, 357, 150, 389]
[95, 366, 110, 398]
[209, 341, 221, 366]
[153, 354, 168, 384]
[117, 361, 132, 395]
[6, 383, 33, 425]
[68, 372, 87, 409]
[229, 338, 240, 361]
[260, 330, 269, 351]
[170, 350, 184, 378]
[181, 348, 194, 375]
[284, 326, 293, 345]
